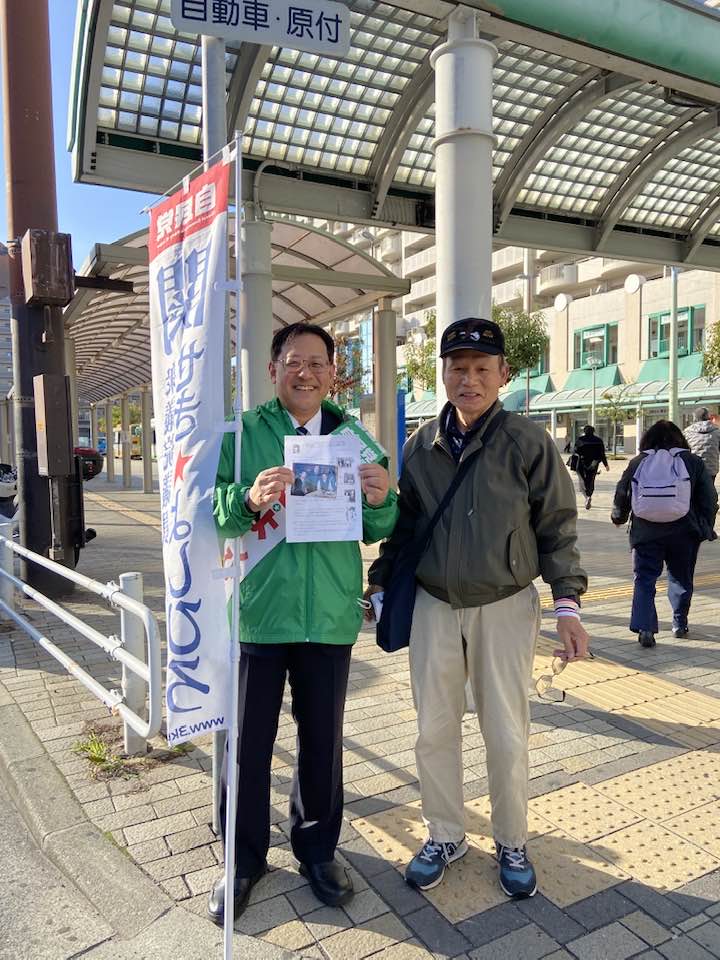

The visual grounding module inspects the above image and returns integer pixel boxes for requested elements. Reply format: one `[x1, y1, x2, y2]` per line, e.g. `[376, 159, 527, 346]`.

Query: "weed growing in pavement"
[73, 730, 125, 778]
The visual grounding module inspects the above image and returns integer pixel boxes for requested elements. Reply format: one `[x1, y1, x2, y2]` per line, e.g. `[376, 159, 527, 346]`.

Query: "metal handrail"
[0, 529, 162, 746]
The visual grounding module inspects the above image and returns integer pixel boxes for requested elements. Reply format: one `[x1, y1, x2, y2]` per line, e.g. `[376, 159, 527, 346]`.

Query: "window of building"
[648, 307, 703, 357]
[571, 323, 621, 369]
[692, 306, 706, 352]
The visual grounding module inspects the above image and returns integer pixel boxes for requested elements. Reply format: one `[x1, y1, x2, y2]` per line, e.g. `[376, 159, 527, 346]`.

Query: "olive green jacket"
[369, 403, 587, 607]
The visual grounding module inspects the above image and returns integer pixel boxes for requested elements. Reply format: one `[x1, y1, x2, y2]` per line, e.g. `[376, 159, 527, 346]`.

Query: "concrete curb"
[0, 677, 299, 957]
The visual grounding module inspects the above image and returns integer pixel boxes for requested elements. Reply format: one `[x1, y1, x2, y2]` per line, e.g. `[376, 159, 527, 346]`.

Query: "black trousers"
[219, 642, 351, 876]
[577, 465, 599, 498]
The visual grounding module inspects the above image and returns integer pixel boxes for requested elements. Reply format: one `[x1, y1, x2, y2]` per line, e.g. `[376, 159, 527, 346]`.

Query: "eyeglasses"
[535, 651, 594, 702]
[277, 358, 330, 373]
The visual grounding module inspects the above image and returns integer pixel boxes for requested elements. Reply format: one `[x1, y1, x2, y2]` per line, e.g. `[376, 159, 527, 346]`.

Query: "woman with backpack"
[611, 420, 717, 648]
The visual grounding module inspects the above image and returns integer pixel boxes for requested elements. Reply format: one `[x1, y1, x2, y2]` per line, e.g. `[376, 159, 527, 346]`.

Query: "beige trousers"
[409, 584, 541, 849]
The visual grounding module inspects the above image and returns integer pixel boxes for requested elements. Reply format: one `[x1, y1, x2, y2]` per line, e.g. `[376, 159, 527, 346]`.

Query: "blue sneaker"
[495, 843, 537, 898]
[405, 837, 469, 890]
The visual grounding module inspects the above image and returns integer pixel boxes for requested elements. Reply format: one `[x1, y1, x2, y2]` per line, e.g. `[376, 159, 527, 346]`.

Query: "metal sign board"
[170, 0, 351, 56]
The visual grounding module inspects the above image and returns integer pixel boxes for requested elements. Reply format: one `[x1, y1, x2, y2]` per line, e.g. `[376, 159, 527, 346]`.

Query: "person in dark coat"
[611, 420, 717, 649]
[573, 425, 609, 509]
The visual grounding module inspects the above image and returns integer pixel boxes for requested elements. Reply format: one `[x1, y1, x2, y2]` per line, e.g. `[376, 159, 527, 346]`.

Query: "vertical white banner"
[149, 164, 232, 745]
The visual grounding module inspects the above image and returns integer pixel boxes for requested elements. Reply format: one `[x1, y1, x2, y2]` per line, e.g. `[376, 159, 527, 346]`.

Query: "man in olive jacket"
[209, 323, 398, 924]
[368, 318, 588, 900]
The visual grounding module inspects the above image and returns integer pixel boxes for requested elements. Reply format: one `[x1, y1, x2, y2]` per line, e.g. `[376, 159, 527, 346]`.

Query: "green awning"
[562, 365, 622, 390]
[637, 354, 704, 383]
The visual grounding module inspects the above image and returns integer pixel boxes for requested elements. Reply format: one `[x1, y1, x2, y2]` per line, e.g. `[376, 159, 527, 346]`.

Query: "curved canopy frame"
[70, 0, 720, 269]
[64, 218, 410, 404]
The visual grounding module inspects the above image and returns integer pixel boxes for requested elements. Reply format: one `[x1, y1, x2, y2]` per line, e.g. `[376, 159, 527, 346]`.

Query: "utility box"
[21, 230, 74, 307]
[34, 374, 73, 477]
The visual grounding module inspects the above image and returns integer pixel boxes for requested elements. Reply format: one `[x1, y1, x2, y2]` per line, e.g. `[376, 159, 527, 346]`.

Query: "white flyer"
[284, 434, 363, 543]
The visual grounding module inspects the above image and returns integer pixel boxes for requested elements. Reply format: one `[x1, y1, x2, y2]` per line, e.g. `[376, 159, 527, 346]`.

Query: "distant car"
[74, 446, 104, 481]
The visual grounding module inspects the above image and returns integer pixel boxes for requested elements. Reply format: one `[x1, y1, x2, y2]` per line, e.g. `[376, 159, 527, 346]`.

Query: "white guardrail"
[0, 521, 162, 755]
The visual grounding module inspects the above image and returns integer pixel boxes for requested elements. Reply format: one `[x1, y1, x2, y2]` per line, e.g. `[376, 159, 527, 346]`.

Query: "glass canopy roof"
[71, 0, 720, 267]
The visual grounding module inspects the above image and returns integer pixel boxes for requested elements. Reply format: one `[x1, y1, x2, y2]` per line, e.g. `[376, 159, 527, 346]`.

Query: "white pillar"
[141, 387, 153, 494]
[64, 337, 79, 447]
[522, 248, 535, 315]
[105, 401, 115, 483]
[550, 408, 558, 442]
[635, 406, 643, 454]
[374, 298, 398, 482]
[119, 571, 147, 756]
[120, 393, 132, 489]
[668, 266, 680, 424]
[240, 217, 274, 409]
[90, 404, 99, 449]
[432, 7, 497, 408]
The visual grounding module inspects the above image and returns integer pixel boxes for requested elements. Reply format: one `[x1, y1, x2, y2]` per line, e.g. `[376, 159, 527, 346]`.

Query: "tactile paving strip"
[529, 830, 629, 907]
[529, 782, 642, 843]
[663, 801, 720, 859]
[568, 675, 682, 711]
[352, 804, 507, 921]
[595, 821, 720, 891]
[555, 660, 640, 691]
[596, 750, 720, 822]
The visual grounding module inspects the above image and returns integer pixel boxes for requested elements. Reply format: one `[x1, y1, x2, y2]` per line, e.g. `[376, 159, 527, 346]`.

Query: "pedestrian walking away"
[611, 419, 718, 649]
[684, 407, 720, 485]
[208, 322, 398, 925]
[366, 317, 589, 901]
[573, 425, 609, 509]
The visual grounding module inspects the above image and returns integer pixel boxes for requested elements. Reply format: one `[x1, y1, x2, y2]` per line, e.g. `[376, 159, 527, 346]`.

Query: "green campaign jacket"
[214, 398, 398, 645]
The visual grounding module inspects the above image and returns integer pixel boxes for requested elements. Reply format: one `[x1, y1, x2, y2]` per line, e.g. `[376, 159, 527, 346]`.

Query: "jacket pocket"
[507, 527, 534, 586]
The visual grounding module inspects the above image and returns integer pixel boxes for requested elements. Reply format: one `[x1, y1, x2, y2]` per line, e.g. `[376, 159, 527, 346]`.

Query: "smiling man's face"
[269, 332, 335, 423]
[442, 349, 509, 427]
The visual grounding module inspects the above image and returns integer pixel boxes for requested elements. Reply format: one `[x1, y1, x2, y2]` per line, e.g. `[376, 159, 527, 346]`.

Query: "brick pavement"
[0, 461, 719, 959]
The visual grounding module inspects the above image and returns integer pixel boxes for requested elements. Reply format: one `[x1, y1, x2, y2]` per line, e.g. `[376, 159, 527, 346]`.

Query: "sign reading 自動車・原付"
[170, 0, 351, 56]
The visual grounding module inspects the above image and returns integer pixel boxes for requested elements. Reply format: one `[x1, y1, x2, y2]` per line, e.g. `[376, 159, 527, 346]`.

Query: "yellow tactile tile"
[352, 804, 507, 922]
[595, 750, 720, 821]
[529, 782, 642, 843]
[529, 830, 629, 907]
[623, 693, 720, 724]
[663, 801, 720, 859]
[595, 821, 720, 891]
[464, 795, 556, 846]
[555, 660, 639, 690]
[570, 675, 682, 711]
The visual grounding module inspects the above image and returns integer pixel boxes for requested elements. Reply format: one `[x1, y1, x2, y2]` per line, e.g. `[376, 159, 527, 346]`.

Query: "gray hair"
[694, 406, 710, 422]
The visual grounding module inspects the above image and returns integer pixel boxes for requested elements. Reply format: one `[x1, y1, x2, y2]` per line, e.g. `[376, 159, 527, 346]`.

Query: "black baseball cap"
[439, 317, 505, 358]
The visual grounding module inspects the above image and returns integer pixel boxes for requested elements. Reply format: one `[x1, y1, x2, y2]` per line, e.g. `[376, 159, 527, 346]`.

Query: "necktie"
[296, 426, 308, 435]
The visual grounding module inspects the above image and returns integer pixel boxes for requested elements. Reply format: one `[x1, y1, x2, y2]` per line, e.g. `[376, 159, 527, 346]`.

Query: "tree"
[404, 310, 436, 392]
[332, 334, 365, 407]
[493, 304, 548, 416]
[703, 320, 720, 381]
[597, 385, 634, 456]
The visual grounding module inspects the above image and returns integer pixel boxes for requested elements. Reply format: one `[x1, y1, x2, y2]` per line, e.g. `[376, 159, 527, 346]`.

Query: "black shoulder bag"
[376, 410, 508, 653]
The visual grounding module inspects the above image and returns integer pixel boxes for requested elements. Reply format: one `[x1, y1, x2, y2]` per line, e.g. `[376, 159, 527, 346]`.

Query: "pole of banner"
[223, 131, 244, 960]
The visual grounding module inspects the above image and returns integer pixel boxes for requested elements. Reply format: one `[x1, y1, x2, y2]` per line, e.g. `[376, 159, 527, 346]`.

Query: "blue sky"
[0, 4, 156, 264]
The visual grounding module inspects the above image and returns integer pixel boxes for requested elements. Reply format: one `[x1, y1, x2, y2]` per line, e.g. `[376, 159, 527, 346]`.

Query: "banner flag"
[148, 163, 232, 745]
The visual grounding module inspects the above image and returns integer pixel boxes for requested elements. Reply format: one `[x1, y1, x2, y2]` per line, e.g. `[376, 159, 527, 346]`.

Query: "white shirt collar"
[289, 408, 322, 436]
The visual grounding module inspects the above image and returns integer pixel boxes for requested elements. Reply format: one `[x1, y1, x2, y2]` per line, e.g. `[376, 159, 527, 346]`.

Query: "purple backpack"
[631, 448, 691, 522]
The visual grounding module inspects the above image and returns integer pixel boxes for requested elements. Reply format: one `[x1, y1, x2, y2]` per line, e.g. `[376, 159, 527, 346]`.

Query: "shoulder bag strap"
[412, 408, 508, 562]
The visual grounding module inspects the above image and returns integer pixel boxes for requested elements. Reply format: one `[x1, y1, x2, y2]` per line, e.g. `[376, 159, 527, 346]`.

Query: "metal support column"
[240, 215, 274, 409]
[550, 408, 558, 442]
[668, 266, 680, 425]
[140, 388, 153, 494]
[1, 0, 76, 587]
[431, 6, 496, 408]
[90, 404, 99, 449]
[522, 248, 535, 315]
[64, 337, 79, 447]
[374, 298, 398, 482]
[105, 400, 115, 483]
[119, 571, 147, 756]
[120, 394, 132, 489]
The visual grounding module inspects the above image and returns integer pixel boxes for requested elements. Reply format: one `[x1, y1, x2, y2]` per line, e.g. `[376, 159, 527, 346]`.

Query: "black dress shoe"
[207, 864, 266, 926]
[300, 859, 353, 907]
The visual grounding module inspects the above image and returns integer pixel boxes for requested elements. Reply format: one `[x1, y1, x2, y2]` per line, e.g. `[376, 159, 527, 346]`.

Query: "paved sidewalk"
[1, 461, 720, 960]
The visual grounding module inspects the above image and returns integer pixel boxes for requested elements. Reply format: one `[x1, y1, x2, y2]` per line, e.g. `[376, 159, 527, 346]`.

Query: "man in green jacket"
[367, 317, 588, 901]
[208, 322, 398, 925]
